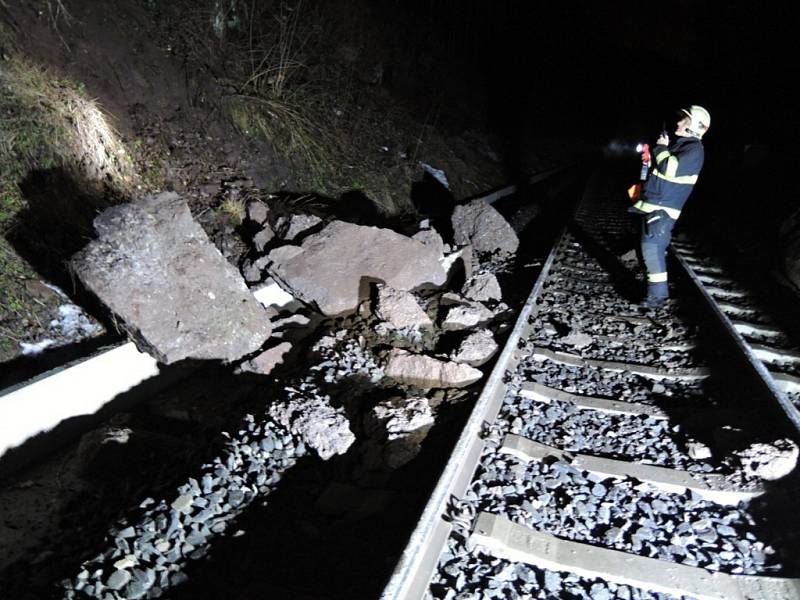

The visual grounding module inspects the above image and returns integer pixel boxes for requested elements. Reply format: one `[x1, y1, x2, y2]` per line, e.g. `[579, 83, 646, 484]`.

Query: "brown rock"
[72, 193, 271, 364]
[266, 221, 446, 316]
[384, 349, 482, 388]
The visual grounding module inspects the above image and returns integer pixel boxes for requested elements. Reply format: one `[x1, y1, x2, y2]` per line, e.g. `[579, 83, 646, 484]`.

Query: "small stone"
[589, 583, 611, 600]
[543, 570, 561, 592]
[113, 555, 137, 570]
[106, 570, 132, 591]
[118, 526, 136, 538]
[171, 494, 194, 514]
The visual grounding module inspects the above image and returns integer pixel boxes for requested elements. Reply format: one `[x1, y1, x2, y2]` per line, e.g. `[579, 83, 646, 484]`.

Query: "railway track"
[383, 178, 800, 599]
[4, 167, 800, 599]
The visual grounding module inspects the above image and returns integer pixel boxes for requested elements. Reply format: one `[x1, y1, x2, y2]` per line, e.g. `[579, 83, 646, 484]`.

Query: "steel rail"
[673, 251, 800, 436]
[380, 225, 566, 600]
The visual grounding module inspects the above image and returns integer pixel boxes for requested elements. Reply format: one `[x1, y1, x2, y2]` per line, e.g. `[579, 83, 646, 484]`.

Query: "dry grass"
[0, 22, 137, 359]
[0, 34, 135, 230]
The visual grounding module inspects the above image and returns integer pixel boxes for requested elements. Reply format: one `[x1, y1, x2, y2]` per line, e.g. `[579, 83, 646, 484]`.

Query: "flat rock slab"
[72, 192, 272, 364]
[266, 220, 446, 316]
[384, 349, 482, 389]
[452, 198, 519, 255]
[375, 284, 433, 329]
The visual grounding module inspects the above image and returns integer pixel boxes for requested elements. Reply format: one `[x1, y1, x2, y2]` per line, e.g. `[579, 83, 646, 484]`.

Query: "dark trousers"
[640, 210, 675, 299]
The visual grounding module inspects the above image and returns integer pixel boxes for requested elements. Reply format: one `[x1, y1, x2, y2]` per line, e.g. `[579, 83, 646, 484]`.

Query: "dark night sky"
[397, 1, 798, 147]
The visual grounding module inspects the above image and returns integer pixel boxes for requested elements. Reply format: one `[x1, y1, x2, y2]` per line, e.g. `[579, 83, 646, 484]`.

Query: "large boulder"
[72, 193, 272, 364]
[266, 220, 446, 316]
[384, 349, 482, 388]
[451, 198, 519, 255]
[412, 228, 445, 258]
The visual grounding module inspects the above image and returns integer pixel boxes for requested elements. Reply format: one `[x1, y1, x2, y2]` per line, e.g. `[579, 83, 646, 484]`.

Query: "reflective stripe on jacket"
[638, 136, 704, 219]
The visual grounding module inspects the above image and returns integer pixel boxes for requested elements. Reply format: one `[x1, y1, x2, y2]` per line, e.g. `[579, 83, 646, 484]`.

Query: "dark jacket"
[637, 136, 704, 219]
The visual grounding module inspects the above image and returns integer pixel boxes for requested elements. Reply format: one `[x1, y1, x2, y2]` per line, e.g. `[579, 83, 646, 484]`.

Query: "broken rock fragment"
[384, 349, 482, 388]
[246, 200, 270, 226]
[266, 220, 446, 316]
[462, 271, 502, 302]
[451, 198, 519, 255]
[72, 192, 272, 364]
[269, 393, 355, 460]
[274, 213, 323, 242]
[239, 342, 292, 375]
[441, 302, 495, 331]
[366, 397, 435, 468]
[451, 329, 499, 367]
[374, 284, 433, 329]
[735, 439, 798, 481]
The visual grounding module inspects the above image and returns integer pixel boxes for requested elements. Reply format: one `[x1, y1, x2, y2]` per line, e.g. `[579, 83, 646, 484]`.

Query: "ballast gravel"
[518, 357, 707, 405]
[498, 393, 714, 472]
[430, 546, 691, 600]
[467, 452, 776, 575]
[62, 417, 303, 599]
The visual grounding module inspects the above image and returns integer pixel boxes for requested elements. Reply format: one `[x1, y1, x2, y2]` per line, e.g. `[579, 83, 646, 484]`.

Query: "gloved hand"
[657, 133, 669, 145]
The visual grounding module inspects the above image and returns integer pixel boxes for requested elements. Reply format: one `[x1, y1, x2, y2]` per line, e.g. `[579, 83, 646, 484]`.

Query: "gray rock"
[275, 213, 323, 242]
[266, 221, 446, 316]
[252, 225, 276, 253]
[374, 284, 433, 329]
[269, 395, 355, 460]
[462, 271, 502, 302]
[72, 193, 272, 364]
[560, 331, 593, 349]
[106, 570, 132, 591]
[246, 200, 269, 225]
[735, 439, 798, 480]
[451, 198, 519, 255]
[171, 494, 194, 514]
[451, 329, 498, 367]
[384, 349, 482, 388]
[238, 342, 292, 375]
[441, 302, 494, 331]
[412, 228, 445, 258]
[366, 397, 435, 468]
[241, 255, 271, 283]
[441, 245, 474, 283]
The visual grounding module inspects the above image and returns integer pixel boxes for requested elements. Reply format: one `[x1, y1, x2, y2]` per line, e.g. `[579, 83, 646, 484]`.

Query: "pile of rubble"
[71, 190, 525, 469]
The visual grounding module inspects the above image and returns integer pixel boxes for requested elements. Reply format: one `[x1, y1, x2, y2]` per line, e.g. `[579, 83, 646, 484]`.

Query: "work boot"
[641, 296, 667, 309]
[641, 282, 669, 309]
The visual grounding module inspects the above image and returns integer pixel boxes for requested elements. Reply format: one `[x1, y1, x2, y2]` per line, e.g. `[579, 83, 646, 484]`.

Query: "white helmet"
[681, 105, 711, 138]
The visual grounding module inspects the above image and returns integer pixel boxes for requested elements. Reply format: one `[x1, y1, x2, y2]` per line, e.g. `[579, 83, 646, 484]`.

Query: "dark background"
[392, 0, 796, 145]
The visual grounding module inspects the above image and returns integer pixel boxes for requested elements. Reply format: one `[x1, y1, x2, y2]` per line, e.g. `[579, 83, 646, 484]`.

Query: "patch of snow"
[51, 304, 104, 340]
[20, 303, 103, 356]
[20, 339, 57, 356]
[252, 279, 296, 309]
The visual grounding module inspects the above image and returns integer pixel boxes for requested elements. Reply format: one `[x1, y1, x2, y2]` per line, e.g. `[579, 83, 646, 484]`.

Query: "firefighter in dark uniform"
[630, 105, 710, 308]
